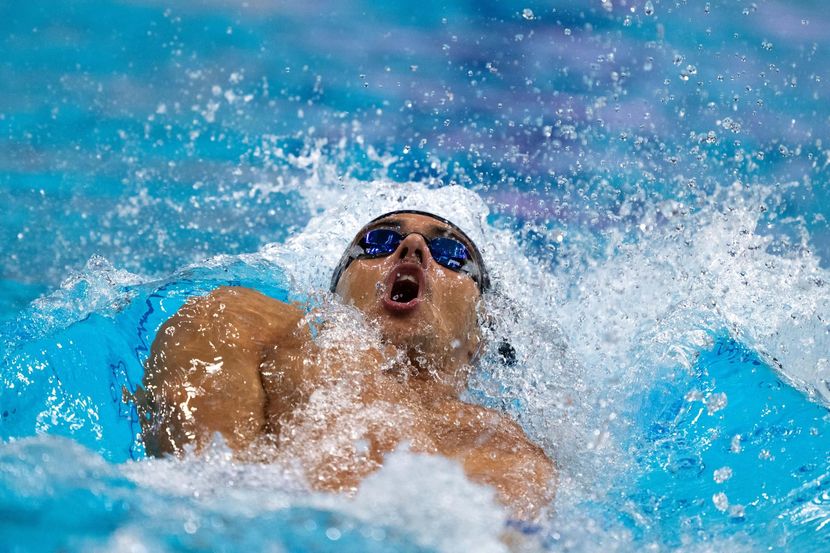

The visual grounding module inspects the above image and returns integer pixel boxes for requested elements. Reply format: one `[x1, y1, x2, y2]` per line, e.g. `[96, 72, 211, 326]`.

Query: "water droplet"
[685, 389, 703, 401]
[713, 466, 733, 483]
[522, 8, 535, 20]
[644, 1, 655, 16]
[667, 456, 704, 478]
[713, 492, 729, 512]
[729, 505, 746, 519]
[705, 392, 727, 414]
[402, 145, 411, 154]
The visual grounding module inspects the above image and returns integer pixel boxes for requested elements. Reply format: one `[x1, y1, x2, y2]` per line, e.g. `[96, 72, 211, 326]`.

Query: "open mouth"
[382, 263, 424, 313]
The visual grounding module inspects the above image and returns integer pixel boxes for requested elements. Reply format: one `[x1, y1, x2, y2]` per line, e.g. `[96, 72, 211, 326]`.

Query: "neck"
[400, 348, 469, 396]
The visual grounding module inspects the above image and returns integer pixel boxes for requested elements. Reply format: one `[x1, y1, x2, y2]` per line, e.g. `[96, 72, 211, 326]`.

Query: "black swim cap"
[329, 209, 491, 293]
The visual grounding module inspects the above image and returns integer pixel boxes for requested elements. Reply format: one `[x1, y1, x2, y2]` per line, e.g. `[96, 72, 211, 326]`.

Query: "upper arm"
[139, 286, 308, 456]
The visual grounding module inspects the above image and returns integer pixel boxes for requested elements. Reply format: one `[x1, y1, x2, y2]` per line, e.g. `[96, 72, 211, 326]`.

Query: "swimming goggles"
[330, 210, 490, 292]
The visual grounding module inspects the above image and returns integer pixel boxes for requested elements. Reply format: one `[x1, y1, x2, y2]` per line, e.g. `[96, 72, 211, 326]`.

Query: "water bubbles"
[644, 1, 655, 16]
[521, 8, 535, 21]
[762, 40, 773, 51]
[564, 28, 572, 36]
[719, 117, 742, 133]
[673, 53, 684, 66]
[402, 145, 411, 154]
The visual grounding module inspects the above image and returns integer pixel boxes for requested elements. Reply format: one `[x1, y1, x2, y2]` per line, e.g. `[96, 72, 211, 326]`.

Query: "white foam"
[121, 437, 507, 552]
[554, 194, 830, 406]
[328, 450, 508, 553]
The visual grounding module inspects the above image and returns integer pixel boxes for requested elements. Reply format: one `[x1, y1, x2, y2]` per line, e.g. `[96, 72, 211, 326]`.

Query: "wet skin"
[138, 213, 556, 519]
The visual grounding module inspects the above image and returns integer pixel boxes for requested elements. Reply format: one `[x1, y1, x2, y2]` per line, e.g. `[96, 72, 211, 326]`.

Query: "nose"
[396, 233, 430, 265]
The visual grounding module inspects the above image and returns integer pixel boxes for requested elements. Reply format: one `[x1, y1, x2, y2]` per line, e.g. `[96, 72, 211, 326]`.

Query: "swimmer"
[137, 210, 555, 519]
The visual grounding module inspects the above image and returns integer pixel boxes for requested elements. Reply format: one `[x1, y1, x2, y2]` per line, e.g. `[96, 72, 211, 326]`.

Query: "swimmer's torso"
[138, 286, 554, 518]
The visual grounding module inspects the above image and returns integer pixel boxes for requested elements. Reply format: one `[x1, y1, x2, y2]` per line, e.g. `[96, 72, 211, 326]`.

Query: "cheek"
[340, 264, 386, 306]
[432, 278, 479, 328]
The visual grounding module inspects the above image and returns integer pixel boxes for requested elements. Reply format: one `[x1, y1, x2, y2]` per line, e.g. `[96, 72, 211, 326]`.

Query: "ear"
[474, 301, 517, 367]
[497, 341, 517, 366]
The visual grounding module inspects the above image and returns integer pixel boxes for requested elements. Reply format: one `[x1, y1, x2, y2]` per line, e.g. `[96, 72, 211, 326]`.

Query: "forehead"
[366, 213, 455, 235]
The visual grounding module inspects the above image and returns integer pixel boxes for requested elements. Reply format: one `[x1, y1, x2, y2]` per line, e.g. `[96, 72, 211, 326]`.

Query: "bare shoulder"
[179, 285, 305, 326]
[433, 398, 557, 519]
[435, 399, 543, 450]
[168, 286, 309, 348]
[140, 286, 311, 455]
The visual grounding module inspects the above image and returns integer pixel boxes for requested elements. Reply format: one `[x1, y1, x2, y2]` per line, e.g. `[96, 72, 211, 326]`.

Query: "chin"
[374, 311, 436, 350]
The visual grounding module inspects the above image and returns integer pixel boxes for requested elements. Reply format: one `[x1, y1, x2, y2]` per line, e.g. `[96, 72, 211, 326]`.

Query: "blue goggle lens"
[428, 237, 468, 270]
[361, 229, 401, 256]
[359, 229, 471, 272]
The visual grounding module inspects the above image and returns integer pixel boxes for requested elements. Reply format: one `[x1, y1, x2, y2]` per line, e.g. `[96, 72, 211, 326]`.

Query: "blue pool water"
[3, 0, 830, 551]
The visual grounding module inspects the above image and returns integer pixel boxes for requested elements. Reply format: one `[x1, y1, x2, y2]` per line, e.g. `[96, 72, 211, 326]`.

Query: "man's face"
[334, 213, 483, 377]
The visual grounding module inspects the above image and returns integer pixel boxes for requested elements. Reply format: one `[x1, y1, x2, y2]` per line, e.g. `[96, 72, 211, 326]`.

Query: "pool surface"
[2, 1, 830, 551]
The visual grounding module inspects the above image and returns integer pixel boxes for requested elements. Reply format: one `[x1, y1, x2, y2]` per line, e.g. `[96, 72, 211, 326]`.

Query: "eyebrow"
[369, 219, 466, 242]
